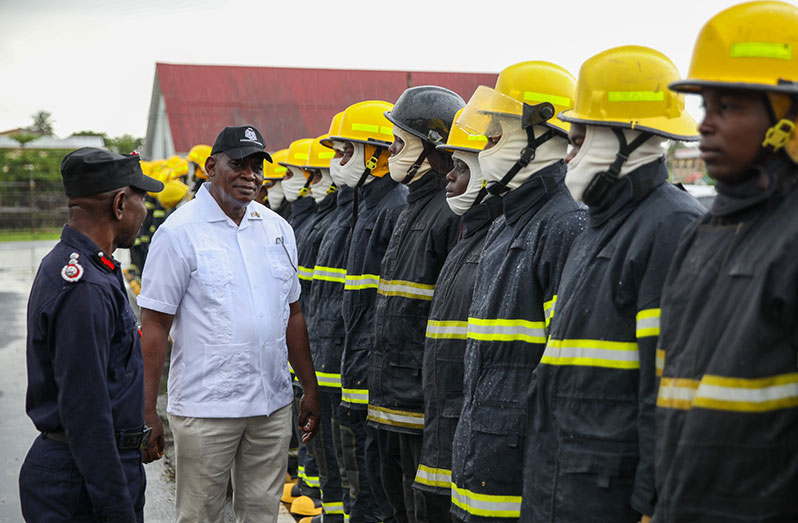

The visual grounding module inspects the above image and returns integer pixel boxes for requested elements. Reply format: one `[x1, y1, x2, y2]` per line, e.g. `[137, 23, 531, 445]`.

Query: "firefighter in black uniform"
[521, 46, 704, 523]
[449, 62, 586, 522]
[655, 3, 798, 521]
[335, 101, 408, 523]
[19, 148, 163, 522]
[415, 107, 503, 521]
[267, 149, 293, 222]
[367, 86, 464, 523]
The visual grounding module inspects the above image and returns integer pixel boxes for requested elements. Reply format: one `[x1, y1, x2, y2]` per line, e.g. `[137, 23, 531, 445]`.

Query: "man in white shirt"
[138, 125, 320, 523]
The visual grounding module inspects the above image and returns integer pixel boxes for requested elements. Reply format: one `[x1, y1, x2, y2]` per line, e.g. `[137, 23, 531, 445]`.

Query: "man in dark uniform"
[19, 147, 163, 522]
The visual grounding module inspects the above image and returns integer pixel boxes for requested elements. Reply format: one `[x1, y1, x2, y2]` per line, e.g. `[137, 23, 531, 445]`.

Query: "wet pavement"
[0, 240, 295, 522]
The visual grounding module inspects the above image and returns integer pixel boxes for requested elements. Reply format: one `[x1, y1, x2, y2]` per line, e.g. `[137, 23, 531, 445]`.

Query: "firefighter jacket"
[341, 176, 407, 408]
[307, 187, 354, 391]
[273, 199, 292, 223]
[654, 155, 798, 522]
[522, 158, 704, 523]
[450, 161, 586, 522]
[367, 171, 460, 434]
[292, 196, 320, 316]
[292, 192, 337, 386]
[415, 195, 504, 496]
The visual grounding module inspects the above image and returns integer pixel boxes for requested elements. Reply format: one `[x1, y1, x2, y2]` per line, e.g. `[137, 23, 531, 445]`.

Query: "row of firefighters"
[133, 2, 798, 522]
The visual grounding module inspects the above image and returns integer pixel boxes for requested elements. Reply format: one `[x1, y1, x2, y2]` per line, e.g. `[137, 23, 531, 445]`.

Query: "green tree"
[31, 110, 54, 136]
[107, 134, 144, 154]
[11, 132, 37, 147]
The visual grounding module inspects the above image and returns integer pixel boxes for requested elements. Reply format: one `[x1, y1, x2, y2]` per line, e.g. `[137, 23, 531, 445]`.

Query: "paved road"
[0, 240, 295, 522]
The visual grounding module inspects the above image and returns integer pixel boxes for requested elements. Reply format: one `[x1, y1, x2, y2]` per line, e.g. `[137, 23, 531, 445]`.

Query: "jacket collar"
[407, 170, 445, 204]
[588, 157, 667, 228]
[711, 153, 798, 218]
[503, 160, 566, 226]
[316, 190, 338, 214]
[60, 225, 119, 272]
[291, 196, 316, 218]
[361, 176, 399, 209]
[461, 194, 504, 239]
[336, 185, 354, 206]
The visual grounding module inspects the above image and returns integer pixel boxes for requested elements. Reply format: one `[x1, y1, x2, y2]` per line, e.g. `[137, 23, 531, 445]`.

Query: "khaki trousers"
[169, 404, 292, 523]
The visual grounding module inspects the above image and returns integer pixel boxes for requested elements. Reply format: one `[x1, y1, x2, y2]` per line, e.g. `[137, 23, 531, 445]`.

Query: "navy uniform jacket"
[450, 161, 586, 522]
[307, 187, 354, 390]
[367, 171, 461, 434]
[22, 225, 145, 521]
[654, 154, 798, 522]
[523, 159, 703, 522]
[341, 176, 407, 408]
[415, 194, 503, 495]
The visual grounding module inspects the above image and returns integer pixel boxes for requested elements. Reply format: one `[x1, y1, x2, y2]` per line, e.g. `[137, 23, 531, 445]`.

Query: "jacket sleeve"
[631, 211, 697, 516]
[51, 284, 137, 522]
[536, 209, 586, 324]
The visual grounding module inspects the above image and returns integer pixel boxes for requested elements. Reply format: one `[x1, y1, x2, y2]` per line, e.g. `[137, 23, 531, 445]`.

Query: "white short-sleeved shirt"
[138, 184, 300, 418]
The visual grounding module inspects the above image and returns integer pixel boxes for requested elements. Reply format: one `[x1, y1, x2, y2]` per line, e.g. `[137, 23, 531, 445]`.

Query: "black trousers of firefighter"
[309, 388, 349, 521]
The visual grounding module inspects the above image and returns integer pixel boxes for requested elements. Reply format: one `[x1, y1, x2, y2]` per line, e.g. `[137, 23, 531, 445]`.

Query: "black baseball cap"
[211, 125, 273, 162]
[61, 147, 164, 198]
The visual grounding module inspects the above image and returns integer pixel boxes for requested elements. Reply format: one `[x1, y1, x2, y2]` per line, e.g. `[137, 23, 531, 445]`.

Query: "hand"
[297, 390, 320, 443]
[141, 409, 165, 464]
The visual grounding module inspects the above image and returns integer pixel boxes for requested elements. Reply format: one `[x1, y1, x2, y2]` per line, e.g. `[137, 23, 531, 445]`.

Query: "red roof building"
[143, 63, 498, 159]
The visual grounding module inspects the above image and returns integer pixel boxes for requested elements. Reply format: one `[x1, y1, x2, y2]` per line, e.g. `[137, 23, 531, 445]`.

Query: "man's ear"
[205, 155, 216, 179]
[112, 190, 126, 221]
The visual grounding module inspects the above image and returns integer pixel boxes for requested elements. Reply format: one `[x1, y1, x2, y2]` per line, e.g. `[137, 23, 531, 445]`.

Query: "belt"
[42, 427, 152, 451]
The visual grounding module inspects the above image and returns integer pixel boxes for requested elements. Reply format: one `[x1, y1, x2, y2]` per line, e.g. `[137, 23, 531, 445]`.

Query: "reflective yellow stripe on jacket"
[342, 388, 368, 405]
[367, 405, 424, 430]
[426, 320, 468, 340]
[658, 373, 798, 412]
[316, 371, 341, 389]
[451, 484, 521, 519]
[544, 295, 557, 327]
[298, 265, 314, 281]
[540, 339, 639, 369]
[655, 349, 665, 376]
[415, 464, 451, 489]
[313, 265, 346, 283]
[345, 273, 380, 290]
[467, 317, 547, 344]
[377, 279, 435, 300]
[322, 501, 344, 515]
[636, 308, 661, 337]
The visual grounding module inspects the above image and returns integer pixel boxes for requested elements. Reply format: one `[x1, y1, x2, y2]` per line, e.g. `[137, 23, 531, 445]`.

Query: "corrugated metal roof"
[153, 63, 497, 154]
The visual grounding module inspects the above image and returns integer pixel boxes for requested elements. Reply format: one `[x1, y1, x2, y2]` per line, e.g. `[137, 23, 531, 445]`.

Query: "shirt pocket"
[201, 342, 253, 400]
[266, 244, 295, 297]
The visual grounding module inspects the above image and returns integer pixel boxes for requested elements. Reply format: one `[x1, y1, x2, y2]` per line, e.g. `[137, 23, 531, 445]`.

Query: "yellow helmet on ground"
[437, 108, 488, 153]
[187, 144, 212, 180]
[306, 135, 337, 169]
[458, 61, 576, 138]
[560, 46, 698, 140]
[670, 1, 798, 161]
[321, 112, 345, 149]
[157, 179, 189, 209]
[264, 149, 289, 182]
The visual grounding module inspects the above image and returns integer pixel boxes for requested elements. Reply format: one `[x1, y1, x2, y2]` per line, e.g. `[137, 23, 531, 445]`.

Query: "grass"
[0, 228, 62, 242]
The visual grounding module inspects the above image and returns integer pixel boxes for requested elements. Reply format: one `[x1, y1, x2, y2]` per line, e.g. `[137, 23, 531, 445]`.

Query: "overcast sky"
[1, 0, 747, 139]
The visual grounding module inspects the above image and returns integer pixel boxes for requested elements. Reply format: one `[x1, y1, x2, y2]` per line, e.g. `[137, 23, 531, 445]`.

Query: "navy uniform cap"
[61, 148, 164, 198]
[211, 125, 273, 162]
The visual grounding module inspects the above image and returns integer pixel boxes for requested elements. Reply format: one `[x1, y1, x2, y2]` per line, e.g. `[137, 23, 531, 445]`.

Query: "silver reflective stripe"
[313, 265, 346, 283]
[450, 484, 522, 518]
[636, 308, 661, 337]
[426, 320, 468, 339]
[540, 339, 639, 369]
[342, 388, 369, 404]
[415, 464, 451, 488]
[345, 273, 379, 290]
[317, 372, 341, 388]
[467, 317, 547, 343]
[377, 279, 435, 300]
[367, 405, 424, 429]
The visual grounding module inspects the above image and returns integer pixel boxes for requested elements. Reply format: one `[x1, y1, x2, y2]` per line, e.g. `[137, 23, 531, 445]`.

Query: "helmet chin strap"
[401, 148, 430, 185]
[485, 126, 555, 197]
[582, 128, 651, 207]
[352, 145, 385, 228]
[760, 89, 798, 162]
[297, 175, 313, 198]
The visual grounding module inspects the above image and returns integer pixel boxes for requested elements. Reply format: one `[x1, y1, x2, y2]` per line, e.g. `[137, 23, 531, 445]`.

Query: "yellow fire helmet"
[306, 135, 337, 169]
[146, 167, 167, 197]
[157, 179, 189, 209]
[670, 1, 798, 161]
[279, 139, 314, 197]
[263, 149, 289, 182]
[320, 111, 345, 149]
[457, 61, 576, 139]
[164, 155, 182, 169]
[559, 46, 699, 141]
[187, 144, 212, 180]
[437, 107, 488, 153]
[169, 158, 189, 180]
[335, 100, 396, 177]
[139, 160, 153, 176]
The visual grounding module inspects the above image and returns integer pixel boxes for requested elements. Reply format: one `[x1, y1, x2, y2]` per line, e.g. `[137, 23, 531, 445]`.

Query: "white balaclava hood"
[447, 150, 485, 216]
[283, 166, 309, 203]
[267, 180, 285, 209]
[311, 169, 334, 203]
[478, 122, 567, 192]
[329, 141, 347, 187]
[565, 126, 667, 203]
[389, 126, 432, 184]
[340, 142, 375, 188]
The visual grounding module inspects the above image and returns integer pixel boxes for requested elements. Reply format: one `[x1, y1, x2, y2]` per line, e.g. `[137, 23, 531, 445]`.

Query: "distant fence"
[0, 180, 67, 230]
